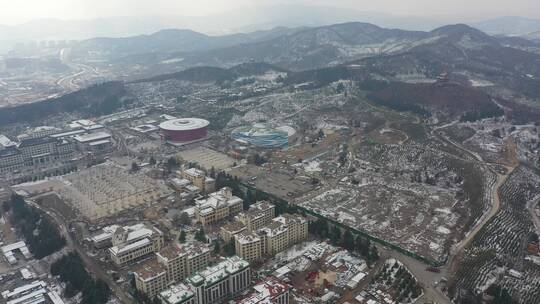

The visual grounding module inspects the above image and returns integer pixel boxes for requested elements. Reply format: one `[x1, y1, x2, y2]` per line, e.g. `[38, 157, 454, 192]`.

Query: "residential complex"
[234, 214, 308, 262]
[158, 283, 196, 304]
[134, 242, 211, 298]
[156, 243, 211, 283]
[133, 259, 168, 298]
[194, 187, 243, 225]
[235, 232, 263, 263]
[186, 256, 251, 304]
[220, 221, 247, 243]
[238, 201, 275, 233]
[142, 256, 250, 304]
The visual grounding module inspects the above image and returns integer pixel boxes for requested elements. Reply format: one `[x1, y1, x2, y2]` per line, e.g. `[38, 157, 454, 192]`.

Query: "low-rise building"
[133, 259, 168, 299]
[1, 280, 65, 304]
[180, 168, 215, 193]
[194, 188, 243, 226]
[73, 131, 113, 152]
[1, 241, 32, 265]
[88, 225, 120, 249]
[237, 277, 290, 304]
[109, 224, 164, 266]
[220, 221, 246, 243]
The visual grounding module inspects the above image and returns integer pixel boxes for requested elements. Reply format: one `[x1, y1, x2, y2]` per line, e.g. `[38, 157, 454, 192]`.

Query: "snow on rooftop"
[188, 256, 249, 286]
[73, 131, 111, 143]
[159, 283, 194, 304]
[110, 238, 151, 255]
[0, 134, 16, 148]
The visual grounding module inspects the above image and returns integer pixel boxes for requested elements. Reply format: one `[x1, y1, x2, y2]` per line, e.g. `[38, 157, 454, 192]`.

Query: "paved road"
[447, 170, 511, 269]
[380, 248, 450, 304]
[28, 200, 134, 304]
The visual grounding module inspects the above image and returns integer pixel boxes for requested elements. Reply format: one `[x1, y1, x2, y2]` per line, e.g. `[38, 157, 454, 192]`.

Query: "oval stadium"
[159, 118, 209, 142]
[231, 123, 292, 149]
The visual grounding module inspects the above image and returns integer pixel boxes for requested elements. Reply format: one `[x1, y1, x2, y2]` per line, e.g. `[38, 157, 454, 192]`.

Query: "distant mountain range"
[109, 22, 536, 72]
[3, 5, 540, 54]
[472, 16, 540, 35]
[4, 20, 540, 126]
[523, 31, 540, 42]
[68, 27, 304, 60]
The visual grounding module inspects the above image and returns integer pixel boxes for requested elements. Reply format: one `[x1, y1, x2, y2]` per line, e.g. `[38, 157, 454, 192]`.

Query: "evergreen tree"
[330, 226, 342, 245]
[355, 235, 364, 254]
[224, 240, 235, 256]
[179, 230, 186, 243]
[213, 241, 221, 254]
[195, 227, 206, 243]
[342, 229, 355, 251]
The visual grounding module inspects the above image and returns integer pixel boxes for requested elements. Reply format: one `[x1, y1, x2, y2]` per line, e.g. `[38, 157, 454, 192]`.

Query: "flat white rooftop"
[73, 131, 111, 143]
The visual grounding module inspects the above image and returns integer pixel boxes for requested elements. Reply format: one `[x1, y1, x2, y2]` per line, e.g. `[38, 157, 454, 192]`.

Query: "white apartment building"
[186, 256, 251, 304]
[158, 283, 196, 304]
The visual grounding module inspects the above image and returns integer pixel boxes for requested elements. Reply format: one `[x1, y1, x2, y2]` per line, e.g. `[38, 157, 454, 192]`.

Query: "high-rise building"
[133, 259, 168, 299]
[186, 256, 251, 304]
[238, 201, 275, 233]
[235, 233, 263, 263]
[156, 242, 211, 284]
[158, 256, 251, 304]
[234, 214, 308, 262]
[220, 221, 246, 243]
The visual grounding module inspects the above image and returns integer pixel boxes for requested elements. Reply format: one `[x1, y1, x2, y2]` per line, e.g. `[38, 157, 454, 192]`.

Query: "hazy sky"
[1, 0, 540, 25]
